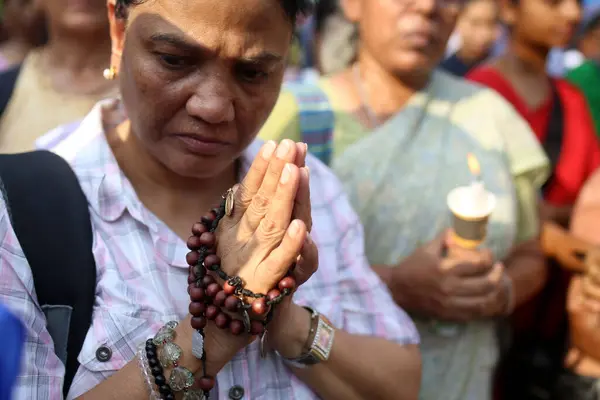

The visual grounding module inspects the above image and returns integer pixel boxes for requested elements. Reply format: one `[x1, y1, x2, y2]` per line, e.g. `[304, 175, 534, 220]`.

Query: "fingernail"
[303, 143, 308, 153]
[304, 166, 310, 178]
[280, 164, 292, 184]
[289, 220, 301, 237]
[276, 140, 290, 158]
[262, 141, 276, 160]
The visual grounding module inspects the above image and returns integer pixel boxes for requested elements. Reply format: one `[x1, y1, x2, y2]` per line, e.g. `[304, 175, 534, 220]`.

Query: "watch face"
[312, 317, 335, 361]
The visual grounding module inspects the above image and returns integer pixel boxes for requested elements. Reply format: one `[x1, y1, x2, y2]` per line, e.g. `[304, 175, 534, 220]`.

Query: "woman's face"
[108, 0, 292, 179]
[504, 0, 581, 49]
[457, 0, 500, 57]
[43, 0, 107, 32]
[343, 0, 461, 77]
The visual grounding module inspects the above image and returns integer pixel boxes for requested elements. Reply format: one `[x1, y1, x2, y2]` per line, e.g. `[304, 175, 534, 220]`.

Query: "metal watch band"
[279, 306, 335, 368]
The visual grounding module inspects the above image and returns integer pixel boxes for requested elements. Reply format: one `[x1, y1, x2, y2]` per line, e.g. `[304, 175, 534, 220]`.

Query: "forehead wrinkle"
[128, 0, 290, 60]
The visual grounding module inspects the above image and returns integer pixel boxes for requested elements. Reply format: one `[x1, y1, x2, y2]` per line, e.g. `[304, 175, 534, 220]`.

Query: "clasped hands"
[389, 231, 511, 322]
[206, 139, 318, 356]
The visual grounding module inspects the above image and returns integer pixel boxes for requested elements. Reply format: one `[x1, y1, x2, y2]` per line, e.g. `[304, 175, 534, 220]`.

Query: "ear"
[107, 0, 126, 72]
[499, 0, 516, 26]
[340, 0, 362, 23]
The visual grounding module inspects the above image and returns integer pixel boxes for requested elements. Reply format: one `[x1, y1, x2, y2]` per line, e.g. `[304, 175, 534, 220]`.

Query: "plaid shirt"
[0, 100, 418, 400]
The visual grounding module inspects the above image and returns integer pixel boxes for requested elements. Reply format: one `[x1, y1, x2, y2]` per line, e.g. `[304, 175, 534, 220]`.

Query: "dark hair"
[114, 0, 313, 25]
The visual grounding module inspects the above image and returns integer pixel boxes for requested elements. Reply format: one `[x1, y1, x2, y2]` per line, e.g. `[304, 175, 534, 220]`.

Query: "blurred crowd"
[2, 0, 600, 399]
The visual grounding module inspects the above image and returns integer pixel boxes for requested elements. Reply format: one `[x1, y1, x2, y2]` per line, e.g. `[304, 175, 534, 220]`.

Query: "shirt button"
[228, 385, 244, 400]
[95, 346, 112, 362]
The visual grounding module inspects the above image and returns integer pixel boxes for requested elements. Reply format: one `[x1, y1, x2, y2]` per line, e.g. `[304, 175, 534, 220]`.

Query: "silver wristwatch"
[278, 306, 335, 368]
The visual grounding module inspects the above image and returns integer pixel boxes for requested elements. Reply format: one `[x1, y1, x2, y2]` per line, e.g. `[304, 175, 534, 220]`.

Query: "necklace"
[352, 63, 381, 129]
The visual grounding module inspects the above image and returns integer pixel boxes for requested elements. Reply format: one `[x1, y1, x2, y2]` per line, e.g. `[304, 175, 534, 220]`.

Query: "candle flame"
[467, 153, 481, 176]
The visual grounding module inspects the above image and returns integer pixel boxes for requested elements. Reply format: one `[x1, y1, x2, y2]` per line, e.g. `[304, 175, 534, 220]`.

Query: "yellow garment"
[0, 50, 117, 153]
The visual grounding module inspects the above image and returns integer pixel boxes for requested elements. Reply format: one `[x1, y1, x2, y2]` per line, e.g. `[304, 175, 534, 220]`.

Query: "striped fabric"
[0, 99, 419, 400]
[284, 82, 334, 165]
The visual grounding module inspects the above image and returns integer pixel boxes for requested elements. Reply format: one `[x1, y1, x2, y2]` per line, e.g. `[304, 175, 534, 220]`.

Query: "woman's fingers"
[257, 163, 300, 240]
[233, 140, 276, 220]
[242, 140, 297, 232]
[293, 166, 312, 232]
[294, 235, 318, 286]
[294, 142, 307, 168]
[260, 219, 307, 283]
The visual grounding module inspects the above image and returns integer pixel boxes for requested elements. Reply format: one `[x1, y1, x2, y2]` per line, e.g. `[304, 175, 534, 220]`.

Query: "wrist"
[268, 300, 312, 359]
[177, 315, 250, 376]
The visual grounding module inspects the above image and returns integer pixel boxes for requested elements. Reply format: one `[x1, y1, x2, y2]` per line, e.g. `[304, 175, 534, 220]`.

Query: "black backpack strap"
[0, 65, 21, 117]
[0, 151, 96, 397]
[541, 83, 565, 193]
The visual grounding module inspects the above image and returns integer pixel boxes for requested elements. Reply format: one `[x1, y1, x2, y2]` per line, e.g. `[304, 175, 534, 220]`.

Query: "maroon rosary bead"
[191, 222, 207, 236]
[191, 316, 207, 330]
[278, 276, 296, 291]
[186, 250, 200, 266]
[198, 232, 216, 247]
[213, 291, 227, 307]
[251, 297, 268, 316]
[189, 286, 205, 302]
[214, 312, 231, 329]
[250, 320, 265, 335]
[189, 302, 206, 316]
[223, 281, 236, 295]
[206, 283, 221, 298]
[197, 376, 216, 392]
[267, 289, 281, 302]
[202, 275, 216, 287]
[224, 295, 241, 312]
[229, 319, 244, 335]
[205, 305, 219, 320]
[186, 235, 203, 250]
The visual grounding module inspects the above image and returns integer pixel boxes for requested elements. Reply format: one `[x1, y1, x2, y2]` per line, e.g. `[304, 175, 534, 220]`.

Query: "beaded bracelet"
[185, 189, 296, 397]
[137, 345, 161, 400]
[145, 321, 207, 400]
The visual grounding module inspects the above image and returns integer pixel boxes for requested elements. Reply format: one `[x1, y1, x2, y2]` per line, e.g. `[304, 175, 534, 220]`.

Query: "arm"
[0, 205, 246, 400]
[271, 185, 421, 400]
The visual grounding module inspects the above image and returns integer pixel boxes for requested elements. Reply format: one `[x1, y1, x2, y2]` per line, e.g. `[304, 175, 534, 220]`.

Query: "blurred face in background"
[502, 0, 581, 50]
[41, 0, 107, 33]
[456, 0, 499, 59]
[578, 20, 600, 60]
[342, 0, 461, 79]
[2, 0, 46, 44]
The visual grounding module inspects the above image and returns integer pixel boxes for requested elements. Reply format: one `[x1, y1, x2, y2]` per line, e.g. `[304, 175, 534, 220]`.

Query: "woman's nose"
[185, 78, 235, 125]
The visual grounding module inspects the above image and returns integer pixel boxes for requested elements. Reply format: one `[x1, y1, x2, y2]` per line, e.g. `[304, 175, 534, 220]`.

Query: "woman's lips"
[174, 135, 230, 156]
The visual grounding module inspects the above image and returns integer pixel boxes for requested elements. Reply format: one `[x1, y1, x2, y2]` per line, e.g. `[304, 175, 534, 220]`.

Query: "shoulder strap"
[0, 151, 96, 397]
[0, 65, 21, 118]
[541, 83, 565, 193]
[284, 82, 335, 165]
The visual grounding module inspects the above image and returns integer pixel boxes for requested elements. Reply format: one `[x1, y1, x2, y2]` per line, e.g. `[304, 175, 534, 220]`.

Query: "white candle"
[469, 180, 488, 214]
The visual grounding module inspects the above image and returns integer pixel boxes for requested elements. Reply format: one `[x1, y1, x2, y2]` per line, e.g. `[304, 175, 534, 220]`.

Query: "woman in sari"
[259, 0, 549, 398]
[0, 0, 421, 399]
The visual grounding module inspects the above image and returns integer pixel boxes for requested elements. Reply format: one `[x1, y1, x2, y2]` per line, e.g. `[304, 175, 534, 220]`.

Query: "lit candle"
[467, 153, 487, 214]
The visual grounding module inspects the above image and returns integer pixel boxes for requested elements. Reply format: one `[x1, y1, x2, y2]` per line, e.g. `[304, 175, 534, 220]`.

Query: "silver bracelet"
[137, 344, 161, 400]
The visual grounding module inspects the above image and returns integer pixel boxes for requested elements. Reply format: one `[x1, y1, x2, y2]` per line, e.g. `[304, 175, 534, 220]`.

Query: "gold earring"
[103, 66, 117, 80]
